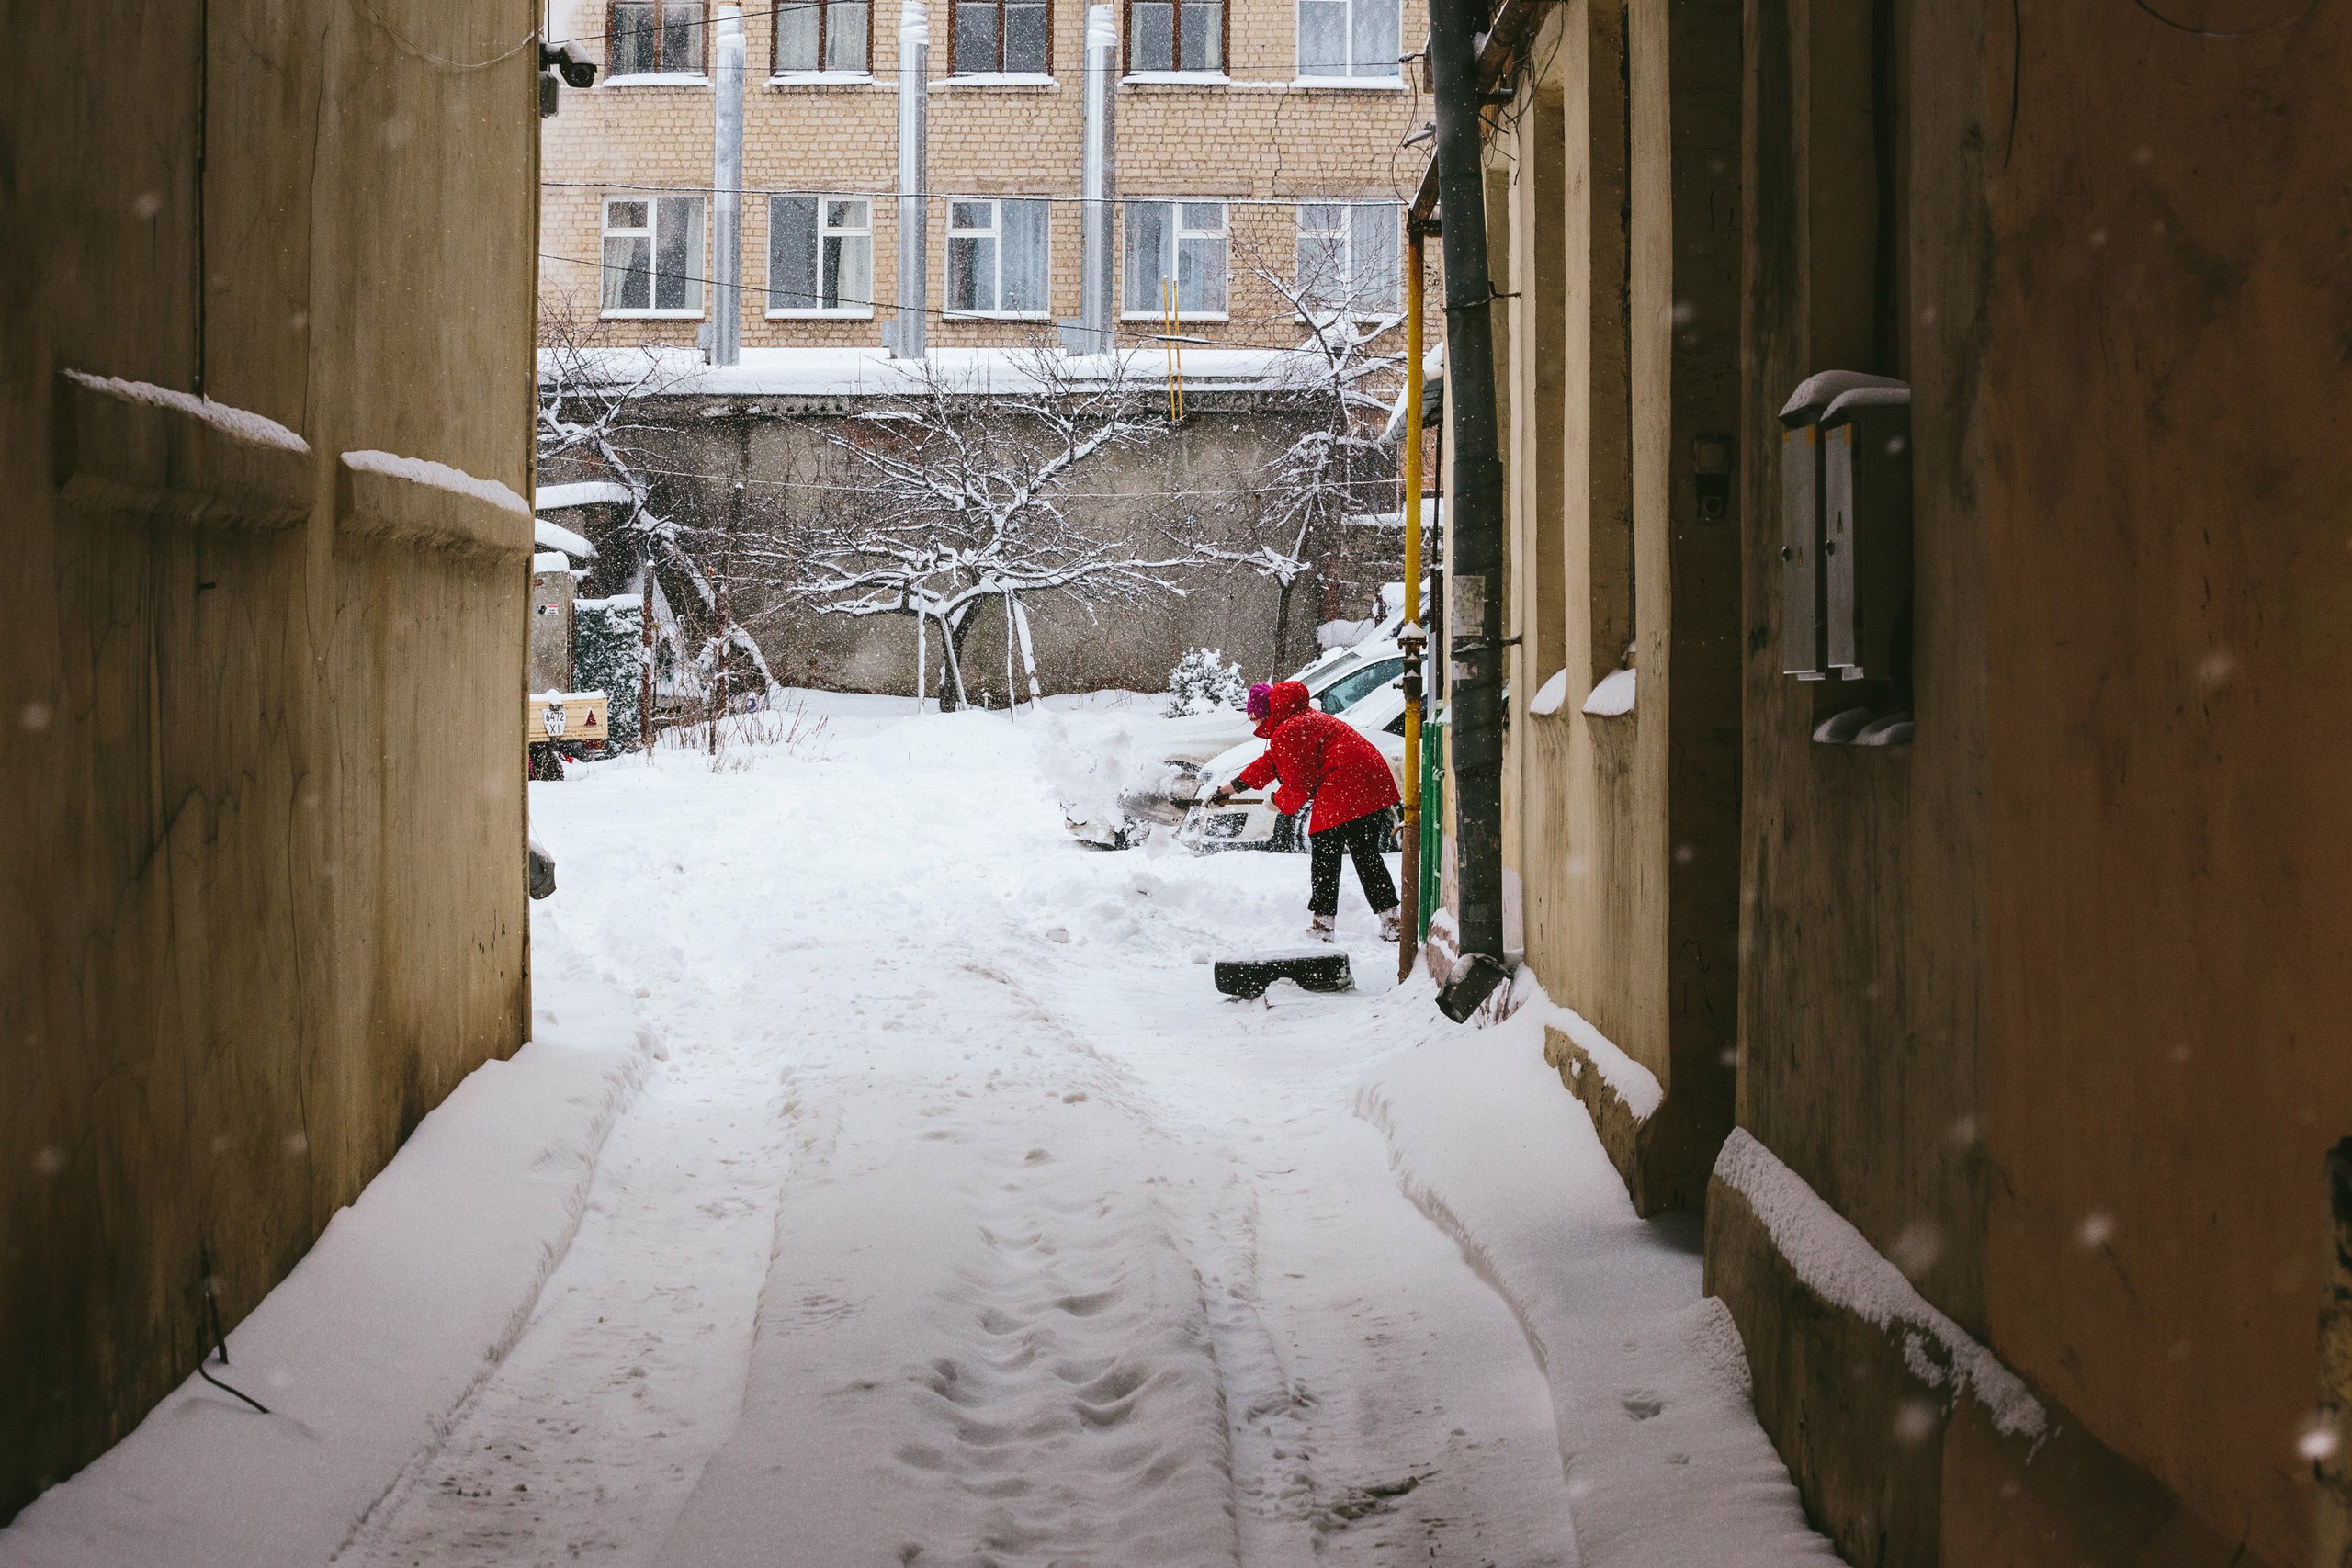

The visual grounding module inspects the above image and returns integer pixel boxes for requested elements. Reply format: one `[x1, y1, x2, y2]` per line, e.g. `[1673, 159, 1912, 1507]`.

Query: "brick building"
[540, 0, 1432, 351]
[537, 0, 1440, 704]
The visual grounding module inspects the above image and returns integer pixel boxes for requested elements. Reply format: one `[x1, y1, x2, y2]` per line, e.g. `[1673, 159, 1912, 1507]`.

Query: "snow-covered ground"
[0, 693, 1831, 1568]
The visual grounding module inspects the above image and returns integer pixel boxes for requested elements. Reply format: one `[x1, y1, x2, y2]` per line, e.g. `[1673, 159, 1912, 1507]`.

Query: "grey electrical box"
[1821, 387, 1912, 682]
[1779, 419, 1826, 679]
[1778, 370, 1908, 686]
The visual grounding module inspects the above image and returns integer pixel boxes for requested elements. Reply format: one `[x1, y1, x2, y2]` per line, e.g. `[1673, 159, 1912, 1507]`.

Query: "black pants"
[1308, 811, 1398, 918]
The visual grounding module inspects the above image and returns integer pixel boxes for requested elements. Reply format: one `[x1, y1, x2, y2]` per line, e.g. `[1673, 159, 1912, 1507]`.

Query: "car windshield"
[1316, 657, 1404, 714]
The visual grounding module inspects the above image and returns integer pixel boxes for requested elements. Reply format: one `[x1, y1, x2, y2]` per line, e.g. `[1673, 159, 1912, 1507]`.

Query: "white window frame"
[604, 0, 712, 84]
[1295, 200, 1400, 317]
[600, 195, 708, 318]
[769, 0, 873, 78]
[1123, 0, 1225, 76]
[1292, 0, 1402, 82]
[766, 195, 876, 318]
[944, 197, 1053, 318]
[1121, 197, 1229, 321]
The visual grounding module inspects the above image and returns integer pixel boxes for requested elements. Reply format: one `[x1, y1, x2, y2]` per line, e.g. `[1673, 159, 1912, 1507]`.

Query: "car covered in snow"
[1062, 637, 1410, 848]
[1173, 673, 1414, 853]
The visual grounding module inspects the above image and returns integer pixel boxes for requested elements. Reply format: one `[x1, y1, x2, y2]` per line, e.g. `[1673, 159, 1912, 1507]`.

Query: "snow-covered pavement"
[1, 693, 1831, 1568]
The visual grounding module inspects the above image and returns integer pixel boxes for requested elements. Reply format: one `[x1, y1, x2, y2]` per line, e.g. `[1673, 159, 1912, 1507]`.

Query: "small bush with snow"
[1166, 648, 1247, 716]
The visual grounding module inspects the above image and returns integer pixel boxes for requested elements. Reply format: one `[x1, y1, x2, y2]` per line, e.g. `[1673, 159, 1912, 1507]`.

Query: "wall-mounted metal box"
[1778, 371, 1908, 685]
[1820, 386, 1912, 682]
[1779, 418, 1826, 679]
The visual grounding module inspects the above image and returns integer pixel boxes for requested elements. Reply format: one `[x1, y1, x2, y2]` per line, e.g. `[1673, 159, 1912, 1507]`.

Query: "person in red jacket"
[1210, 680, 1403, 941]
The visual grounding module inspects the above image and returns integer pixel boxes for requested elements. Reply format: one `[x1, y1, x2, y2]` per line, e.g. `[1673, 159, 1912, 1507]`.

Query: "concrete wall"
[544, 392, 1396, 701]
[1710, 0, 2352, 1563]
[0, 0, 537, 1519]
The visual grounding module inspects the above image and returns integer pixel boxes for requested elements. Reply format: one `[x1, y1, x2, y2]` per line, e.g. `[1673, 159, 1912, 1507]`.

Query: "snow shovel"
[1215, 950, 1353, 999]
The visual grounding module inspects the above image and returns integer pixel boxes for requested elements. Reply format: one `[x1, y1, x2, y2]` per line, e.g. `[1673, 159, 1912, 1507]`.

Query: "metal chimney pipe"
[890, 0, 931, 359]
[710, 6, 745, 366]
[1077, 3, 1118, 355]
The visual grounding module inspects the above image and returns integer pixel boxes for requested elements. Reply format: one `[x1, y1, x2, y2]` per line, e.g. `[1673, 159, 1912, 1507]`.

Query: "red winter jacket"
[1232, 681, 1400, 835]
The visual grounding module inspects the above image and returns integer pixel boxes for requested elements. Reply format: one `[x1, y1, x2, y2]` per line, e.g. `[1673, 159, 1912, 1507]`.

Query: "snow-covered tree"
[763, 345, 1189, 712]
[537, 298, 776, 699]
[1201, 263, 1405, 678]
[1166, 647, 1247, 716]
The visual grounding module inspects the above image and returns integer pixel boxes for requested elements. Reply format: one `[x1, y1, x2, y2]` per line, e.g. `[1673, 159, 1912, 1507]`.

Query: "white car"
[1064, 639, 1408, 847]
[1174, 672, 1413, 853]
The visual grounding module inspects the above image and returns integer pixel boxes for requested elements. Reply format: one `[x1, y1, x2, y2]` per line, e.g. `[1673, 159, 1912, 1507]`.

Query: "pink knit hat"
[1245, 682, 1273, 718]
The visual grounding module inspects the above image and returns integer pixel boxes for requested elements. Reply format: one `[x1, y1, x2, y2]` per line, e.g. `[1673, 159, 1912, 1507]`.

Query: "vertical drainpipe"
[890, 0, 931, 359]
[1070, 3, 1119, 355]
[1428, 0, 1510, 1021]
[711, 6, 745, 367]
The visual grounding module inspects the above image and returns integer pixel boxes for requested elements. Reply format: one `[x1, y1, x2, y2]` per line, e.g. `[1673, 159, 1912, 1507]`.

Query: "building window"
[953, 0, 1050, 73]
[1126, 0, 1222, 72]
[1124, 199, 1227, 317]
[1296, 201, 1400, 313]
[946, 198, 1051, 315]
[774, 0, 870, 72]
[769, 196, 873, 313]
[1295, 0, 1397, 77]
[608, 0, 707, 75]
[602, 196, 707, 315]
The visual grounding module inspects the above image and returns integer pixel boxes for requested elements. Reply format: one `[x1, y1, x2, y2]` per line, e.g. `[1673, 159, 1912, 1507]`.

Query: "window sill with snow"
[600, 72, 711, 88]
[1122, 71, 1231, 85]
[767, 71, 878, 86]
[936, 73, 1058, 88]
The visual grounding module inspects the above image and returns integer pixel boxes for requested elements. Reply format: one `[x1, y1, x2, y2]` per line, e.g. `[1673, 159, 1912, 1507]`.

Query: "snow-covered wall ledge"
[53, 370, 311, 530]
[337, 450, 535, 560]
[1711, 1128, 2047, 1442]
[1521, 976, 1675, 1208]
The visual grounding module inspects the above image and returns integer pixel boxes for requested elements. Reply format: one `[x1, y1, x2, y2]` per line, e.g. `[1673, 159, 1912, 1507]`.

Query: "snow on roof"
[540, 345, 1330, 399]
[536, 480, 634, 512]
[1713, 1129, 2048, 1439]
[1355, 497, 1443, 531]
[532, 551, 575, 573]
[536, 518, 596, 558]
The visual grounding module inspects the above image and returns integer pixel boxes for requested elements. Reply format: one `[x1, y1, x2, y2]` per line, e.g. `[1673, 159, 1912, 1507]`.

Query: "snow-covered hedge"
[1166, 648, 1247, 716]
[575, 596, 644, 750]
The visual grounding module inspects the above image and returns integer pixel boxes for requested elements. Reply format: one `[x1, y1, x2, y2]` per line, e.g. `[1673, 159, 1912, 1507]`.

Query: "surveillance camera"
[541, 39, 599, 89]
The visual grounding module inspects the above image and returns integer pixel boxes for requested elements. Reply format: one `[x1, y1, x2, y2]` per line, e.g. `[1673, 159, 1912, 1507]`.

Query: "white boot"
[1306, 913, 1336, 942]
[1379, 907, 1402, 942]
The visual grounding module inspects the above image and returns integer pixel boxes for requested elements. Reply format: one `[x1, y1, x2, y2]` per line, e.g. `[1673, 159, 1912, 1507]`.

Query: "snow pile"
[1356, 998, 1838, 1566]
[1035, 708, 1187, 832]
[1713, 1131, 2046, 1439]
[1529, 669, 1569, 717]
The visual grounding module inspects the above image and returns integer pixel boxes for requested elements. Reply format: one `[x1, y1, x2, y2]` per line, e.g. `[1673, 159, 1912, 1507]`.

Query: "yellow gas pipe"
[1397, 225, 1426, 983]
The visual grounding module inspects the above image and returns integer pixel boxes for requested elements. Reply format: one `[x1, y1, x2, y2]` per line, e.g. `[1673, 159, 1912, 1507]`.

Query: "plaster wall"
[544, 395, 1382, 699]
[1498, 0, 1742, 1213]
[1975, 4, 2352, 1560]
[1715, 0, 2352, 1562]
[0, 0, 537, 1518]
